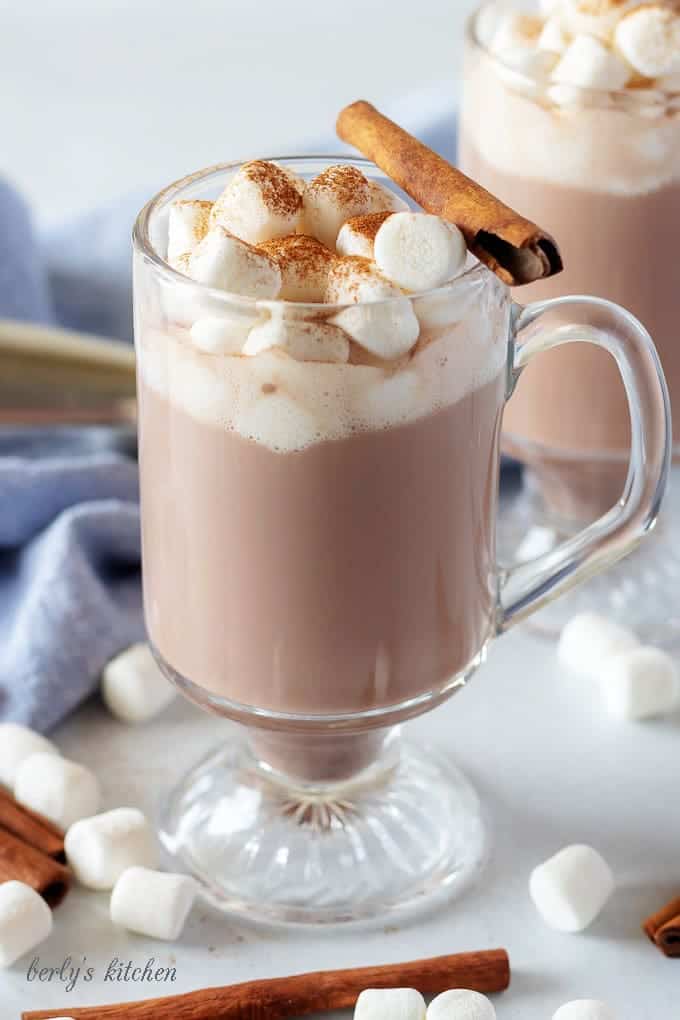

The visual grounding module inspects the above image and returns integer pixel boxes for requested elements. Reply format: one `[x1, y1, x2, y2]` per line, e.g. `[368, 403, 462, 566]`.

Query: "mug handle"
[497, 295, 672, 631]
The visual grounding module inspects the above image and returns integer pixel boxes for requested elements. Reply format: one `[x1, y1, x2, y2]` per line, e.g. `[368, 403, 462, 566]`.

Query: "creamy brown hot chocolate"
[461, 0, 680, 521]
[135, 158, 509, 728]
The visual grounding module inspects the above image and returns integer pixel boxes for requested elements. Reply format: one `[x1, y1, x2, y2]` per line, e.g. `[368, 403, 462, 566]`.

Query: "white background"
[0, 0, 478, 226]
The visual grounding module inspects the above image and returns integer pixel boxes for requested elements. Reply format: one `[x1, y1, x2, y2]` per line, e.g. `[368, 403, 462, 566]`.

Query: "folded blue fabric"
[0, 100, 460, 732]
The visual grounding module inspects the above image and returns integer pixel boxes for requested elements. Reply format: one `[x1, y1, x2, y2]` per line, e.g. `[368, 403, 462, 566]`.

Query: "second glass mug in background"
[461, 1, 680, 642]
[133, 157, 670, 925]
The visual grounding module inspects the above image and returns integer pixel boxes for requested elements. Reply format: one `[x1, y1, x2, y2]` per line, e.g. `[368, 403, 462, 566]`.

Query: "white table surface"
[3, 627, 678, 1018]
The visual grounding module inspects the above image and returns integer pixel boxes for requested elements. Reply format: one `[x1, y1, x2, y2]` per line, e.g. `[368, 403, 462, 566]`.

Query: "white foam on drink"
[138, 268, 508, 453]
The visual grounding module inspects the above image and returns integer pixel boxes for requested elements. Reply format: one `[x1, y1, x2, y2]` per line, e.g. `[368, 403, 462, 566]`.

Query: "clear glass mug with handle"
[133, 156, 670, 926]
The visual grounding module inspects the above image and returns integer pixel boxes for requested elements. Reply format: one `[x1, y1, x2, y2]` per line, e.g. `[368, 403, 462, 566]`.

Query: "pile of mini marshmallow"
[0, 644, 186, 969]
[354, 982, 613, 1020]
[478, 0, 680, 96]
[165, 160, 468, 363]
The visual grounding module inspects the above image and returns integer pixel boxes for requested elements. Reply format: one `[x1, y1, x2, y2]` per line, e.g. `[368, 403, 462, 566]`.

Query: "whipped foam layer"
[138, 267, 508, 453]
[467, 1, 680, 194]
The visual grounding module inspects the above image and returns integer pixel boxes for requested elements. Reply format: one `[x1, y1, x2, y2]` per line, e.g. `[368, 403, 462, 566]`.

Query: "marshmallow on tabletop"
[303, 164, 377, 247]
[14, 753, 100, 830]
[557, 612, 639, 676]
[374, 213, 467, 293]
[551, 34, 631, 90]
[102, 642, 176, 724]
[210, 160, 304, 245]
[615, 5, 680, 78]
[110, 867, 197, 941]
[167, 199, 212, 264]
[553, 1002, 616, 1020]
[0, 723, 60, 789]
[244, 313, 350, 364]
[259, 234, 336, 302]
[427, 989, 496, 1020]
[600, 646, 679, 720]
[65, 808, 159, 890]
[0, 881, 53, 968]
[336, 212, 394, 259]
[529, 844, 614, 932]
[188, 227, 281, 299]
[354, 988, 426, 1020]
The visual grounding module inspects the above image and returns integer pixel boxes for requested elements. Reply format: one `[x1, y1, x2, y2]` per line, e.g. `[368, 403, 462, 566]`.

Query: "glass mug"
[133, 156, 670, 925]
[460, 1, 680, 642]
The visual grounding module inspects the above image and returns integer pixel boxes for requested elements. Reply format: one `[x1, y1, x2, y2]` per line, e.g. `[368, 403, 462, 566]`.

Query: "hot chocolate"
[461, 0, 680, 521]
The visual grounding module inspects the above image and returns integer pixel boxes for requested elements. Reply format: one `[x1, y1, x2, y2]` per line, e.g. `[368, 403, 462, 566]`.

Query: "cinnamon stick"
[643, 895, 680, 957]
[23, 948, 510, 1020]
[0, 787, 66, 861]
[336, 100, 562, 287]
[0, 828, 70, 908]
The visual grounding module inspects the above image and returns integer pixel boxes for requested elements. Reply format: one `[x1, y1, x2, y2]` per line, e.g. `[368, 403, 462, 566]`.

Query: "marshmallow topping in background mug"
[460, 0, 680, 642]
[132, 121, 669, 924]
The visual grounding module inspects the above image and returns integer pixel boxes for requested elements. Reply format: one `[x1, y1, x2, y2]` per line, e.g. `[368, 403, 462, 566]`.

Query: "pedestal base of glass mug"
[498, 455, 680, 646]
[157, 693, 487, 925]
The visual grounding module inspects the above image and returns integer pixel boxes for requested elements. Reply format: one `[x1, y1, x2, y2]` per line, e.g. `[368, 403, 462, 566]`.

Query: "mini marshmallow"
[496, 46, 560, 78]
[336, 212, 394, 259]
[110, 867, 197, 941]
[367, 181, 408, 213]
[557, 612, 639, 677]
[190, 315, 253, 355]
[561, 0, 637, 43]
[553, 1001, 616, 1020]
[0, 881, 53, 968]
[14, 753, 100, 830]
[65, 808, 159, 890]
[427, 989, 496, 1020]
[244, 311, 350, 364]
[325, 256, 402, 304]
[101, 642, 176, 724]
[599, 646, 679, 719]
[187, 227, 281, 299]
[355, 988, 426, 1020]
[210, 161, 304, 244]
[529, 844, 614, 932]
[551, 34, 631, 89]
[489, 11, 544, 53]
[167, 200, 212, 264]
[538, 16, 571, 53]
[615, 5, 680, 78]
[303, 165, 382, 248]
[0, 723, 60, 789]
[374, 213, 468, 293]
[259, 234, 336, 301]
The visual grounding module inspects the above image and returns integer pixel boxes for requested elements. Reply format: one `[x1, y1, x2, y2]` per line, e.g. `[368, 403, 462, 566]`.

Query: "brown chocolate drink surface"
[138, 348, 505, 716]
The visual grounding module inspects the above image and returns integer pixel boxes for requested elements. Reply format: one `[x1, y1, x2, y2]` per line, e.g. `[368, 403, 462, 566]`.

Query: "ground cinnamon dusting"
[343, 211, 393, 242]
[242, 161, 303, 217]
[260, 234, 335, 274]
[307, 164, 370, 207]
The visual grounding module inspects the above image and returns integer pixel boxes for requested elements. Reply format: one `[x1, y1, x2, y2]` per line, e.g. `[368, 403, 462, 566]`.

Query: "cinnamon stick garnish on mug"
[0, 826, 71, 908]
[643, 895, 680, 957]
[0, 787, 66, 862]
[23, 949, 510, 1020]
[336, 100, 562, 287]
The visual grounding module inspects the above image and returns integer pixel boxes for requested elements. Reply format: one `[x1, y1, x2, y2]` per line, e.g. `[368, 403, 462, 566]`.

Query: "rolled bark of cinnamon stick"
[336, 100, 562, 287]
[23, 948, 510, 1020]
[643, 895, 680, 957]
[0, 827, 71, 908]
[0, 787, 66, 861]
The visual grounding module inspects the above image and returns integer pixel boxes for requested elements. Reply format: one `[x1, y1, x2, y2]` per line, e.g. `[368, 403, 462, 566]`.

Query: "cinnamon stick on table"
[0, 786, 66, 861]
[336, 100, 562, 287]
[0, 826, 71, 907]
[23, 949, 510, 1020]
[643, 895, 680, 958]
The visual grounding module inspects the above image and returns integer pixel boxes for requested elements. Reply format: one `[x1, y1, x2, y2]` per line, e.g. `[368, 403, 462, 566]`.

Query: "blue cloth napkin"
[0, 98, 459, 732]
